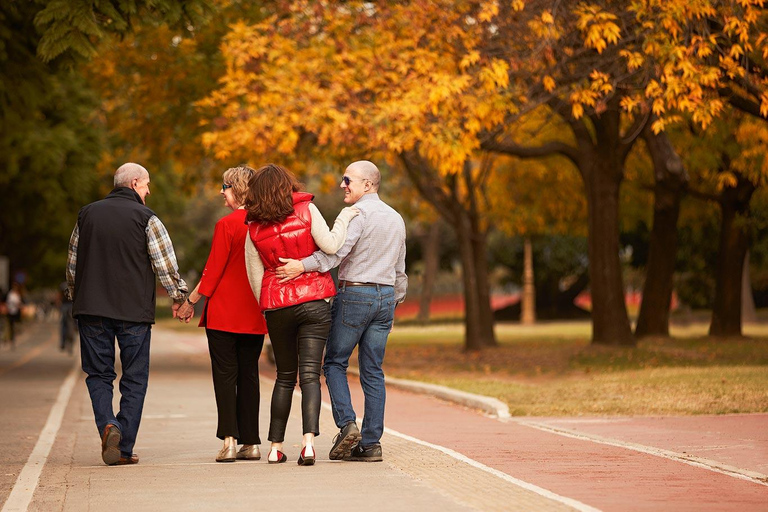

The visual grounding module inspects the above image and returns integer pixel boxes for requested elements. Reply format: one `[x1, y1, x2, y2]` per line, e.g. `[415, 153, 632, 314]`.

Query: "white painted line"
[2, 361, 79, 512]
[382, 426, 602, 512]
[515, 420, 768, 487]
[317, 400, 600, 512]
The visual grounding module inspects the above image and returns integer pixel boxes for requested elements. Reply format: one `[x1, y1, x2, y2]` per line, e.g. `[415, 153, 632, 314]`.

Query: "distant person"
[5, 282, 23, 349]
[175, 166, 269, 463]
[0, 288, 6, 344]
[59, 281, 76, 353]
[66, 163, 189, 466]
[277, 160, 407, 462]
[244, 163, 358, 465]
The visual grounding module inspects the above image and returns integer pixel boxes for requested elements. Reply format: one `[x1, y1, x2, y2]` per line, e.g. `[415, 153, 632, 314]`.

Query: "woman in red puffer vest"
[245, 163, 357, 466]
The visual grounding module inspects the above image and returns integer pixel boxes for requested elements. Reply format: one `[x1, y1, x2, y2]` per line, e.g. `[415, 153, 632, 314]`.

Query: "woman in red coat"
[245, 164, 357, 465]
[177, 166, 268, 462]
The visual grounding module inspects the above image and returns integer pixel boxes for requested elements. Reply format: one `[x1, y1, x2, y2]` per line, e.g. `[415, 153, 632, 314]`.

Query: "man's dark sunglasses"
[222, 183, 233, 190]
[341, 176, 368, 186]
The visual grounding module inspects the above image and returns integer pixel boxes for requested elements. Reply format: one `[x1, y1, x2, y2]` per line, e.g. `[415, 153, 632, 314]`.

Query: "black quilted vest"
[72, 187, 157, 323]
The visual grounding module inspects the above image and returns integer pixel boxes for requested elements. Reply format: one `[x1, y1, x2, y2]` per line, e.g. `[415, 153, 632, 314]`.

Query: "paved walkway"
[0, 321, 766, 511]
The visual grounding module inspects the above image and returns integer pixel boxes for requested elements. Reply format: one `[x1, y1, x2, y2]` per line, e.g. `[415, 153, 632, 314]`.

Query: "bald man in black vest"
[66, 163, 189, 465]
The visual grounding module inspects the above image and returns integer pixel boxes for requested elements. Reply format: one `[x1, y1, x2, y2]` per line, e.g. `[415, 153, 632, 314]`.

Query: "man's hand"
[172, 302, 181, 319]
[276, 258, 304, 283]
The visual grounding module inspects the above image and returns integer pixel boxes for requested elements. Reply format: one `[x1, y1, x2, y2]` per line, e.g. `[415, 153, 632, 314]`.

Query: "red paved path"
[300, 369, 768, 511]
[531, 415, 768, 476]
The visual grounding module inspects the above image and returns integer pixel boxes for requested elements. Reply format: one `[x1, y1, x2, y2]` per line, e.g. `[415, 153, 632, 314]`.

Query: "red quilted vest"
[248, 192, 337, 310]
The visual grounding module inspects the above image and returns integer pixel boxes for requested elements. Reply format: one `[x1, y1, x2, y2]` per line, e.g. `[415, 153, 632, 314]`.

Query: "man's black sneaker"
[329, 421, 361, 460]
[344, 443, 383, 462]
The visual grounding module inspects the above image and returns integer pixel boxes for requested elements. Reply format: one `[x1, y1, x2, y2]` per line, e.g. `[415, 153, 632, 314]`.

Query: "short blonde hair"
[222, 165, 256, 206]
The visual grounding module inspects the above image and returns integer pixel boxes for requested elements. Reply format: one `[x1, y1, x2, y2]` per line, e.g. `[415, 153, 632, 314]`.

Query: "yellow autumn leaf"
[543, 75, 556, 92]
[571, 102, 584, 119]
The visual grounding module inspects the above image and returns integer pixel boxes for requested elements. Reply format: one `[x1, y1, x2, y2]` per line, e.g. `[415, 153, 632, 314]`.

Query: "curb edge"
[348, 367, 511, 420]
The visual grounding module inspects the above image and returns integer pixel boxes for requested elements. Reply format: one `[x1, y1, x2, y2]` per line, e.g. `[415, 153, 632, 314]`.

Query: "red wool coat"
[198, 208, 267, 334]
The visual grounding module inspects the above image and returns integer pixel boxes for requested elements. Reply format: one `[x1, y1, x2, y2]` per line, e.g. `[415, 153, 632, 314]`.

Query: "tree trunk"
[521, 237, 536, 324]
[455, 212, 494, 350]
[417, 221, 441, 322]
[582, 114, 635, 346]
[398, 152, 496, 351]
[742, 251, 757, 325]
[585, 164, 633, 345]
[710, 176, 756, 336]
[635, 127, 688, 338]
[470, 226, 496, 346]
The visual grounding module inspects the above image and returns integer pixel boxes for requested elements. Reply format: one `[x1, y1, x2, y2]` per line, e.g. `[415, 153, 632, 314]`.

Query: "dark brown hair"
[245, 163, 302, 224]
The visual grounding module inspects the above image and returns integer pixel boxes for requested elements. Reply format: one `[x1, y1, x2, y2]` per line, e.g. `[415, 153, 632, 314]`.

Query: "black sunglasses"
[222, 183, 233, 190]
[341, 176, 368, 186]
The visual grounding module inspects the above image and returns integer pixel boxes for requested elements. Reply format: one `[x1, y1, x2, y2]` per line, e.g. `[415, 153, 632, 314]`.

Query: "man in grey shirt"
[277, 160, 407, 462]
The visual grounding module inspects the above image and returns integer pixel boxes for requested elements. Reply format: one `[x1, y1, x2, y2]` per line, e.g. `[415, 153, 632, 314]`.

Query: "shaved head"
[346, 160, 380, 189]
[114, 163, 149, 187]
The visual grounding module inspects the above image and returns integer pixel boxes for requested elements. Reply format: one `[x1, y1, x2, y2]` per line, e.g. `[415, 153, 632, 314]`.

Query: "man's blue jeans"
[78, 315, 151, 457]
[323, 284, 396, 447]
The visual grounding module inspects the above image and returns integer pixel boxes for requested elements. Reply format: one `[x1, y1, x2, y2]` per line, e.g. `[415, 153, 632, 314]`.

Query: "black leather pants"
[265, 300, 331, 442]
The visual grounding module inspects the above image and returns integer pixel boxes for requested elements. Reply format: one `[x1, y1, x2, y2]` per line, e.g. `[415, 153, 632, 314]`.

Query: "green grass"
[383, 320, 768, 416]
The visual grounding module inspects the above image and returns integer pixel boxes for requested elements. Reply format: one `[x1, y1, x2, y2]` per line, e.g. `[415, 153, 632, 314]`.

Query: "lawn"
[381, 321, 768, 416]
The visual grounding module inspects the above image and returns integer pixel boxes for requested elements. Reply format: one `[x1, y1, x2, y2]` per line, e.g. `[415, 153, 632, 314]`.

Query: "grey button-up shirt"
[301, 193, 408, 302]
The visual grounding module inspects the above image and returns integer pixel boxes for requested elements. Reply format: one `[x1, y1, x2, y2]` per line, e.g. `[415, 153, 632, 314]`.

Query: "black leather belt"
[339, 280, 379, 287]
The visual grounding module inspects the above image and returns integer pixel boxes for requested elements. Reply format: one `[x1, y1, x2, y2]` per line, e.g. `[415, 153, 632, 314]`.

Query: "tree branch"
[481, 136, 580, 167]
[719, 86, 765, 120]
[398, 149, 456, 222]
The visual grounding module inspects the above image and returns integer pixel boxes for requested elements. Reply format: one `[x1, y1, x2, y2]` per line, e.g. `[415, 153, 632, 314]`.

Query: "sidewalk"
[2, 323, 766, 511]
[14, 325, 574, 512]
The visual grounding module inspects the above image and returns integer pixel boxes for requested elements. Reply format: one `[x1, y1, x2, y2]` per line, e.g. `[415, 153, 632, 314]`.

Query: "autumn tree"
[675, 114, 768, 336]
[488, 1, 768, 340]
[630, 0, 768, 335]
[475, 1, 656, 345]
[199, 1, 526, 349]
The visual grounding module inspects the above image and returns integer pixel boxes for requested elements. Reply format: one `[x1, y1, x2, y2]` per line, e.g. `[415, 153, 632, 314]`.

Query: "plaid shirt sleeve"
[65, 224, 79, 300]
[146, 216, 188, 303]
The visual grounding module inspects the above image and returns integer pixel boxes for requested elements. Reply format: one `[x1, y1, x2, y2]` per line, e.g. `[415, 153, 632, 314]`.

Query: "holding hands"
[176, 297, 196, 323]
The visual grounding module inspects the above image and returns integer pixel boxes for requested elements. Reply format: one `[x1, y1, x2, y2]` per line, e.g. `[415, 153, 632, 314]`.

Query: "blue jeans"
[323, 284, 396, 447]
[79, 315, 151, 457]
